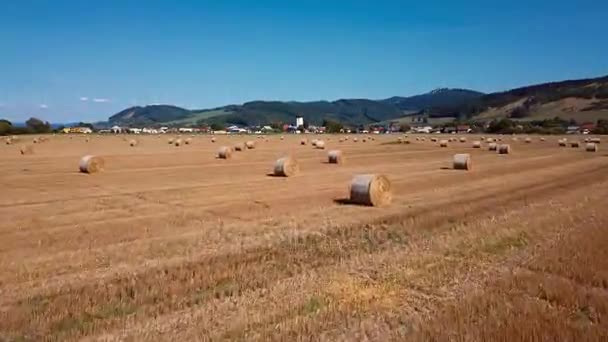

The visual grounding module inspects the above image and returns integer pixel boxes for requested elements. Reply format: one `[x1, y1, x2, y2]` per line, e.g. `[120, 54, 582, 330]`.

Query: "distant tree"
[399, 123, 411, 132]
[76, 122, 95, 130]
[210, 123, 225, 131]
[0, 119, 12, 135]
[487, 118, 515, 134]
[25, 117, 51, 134]
[593, 119, 608, 134]
[322, 119, 343, 134]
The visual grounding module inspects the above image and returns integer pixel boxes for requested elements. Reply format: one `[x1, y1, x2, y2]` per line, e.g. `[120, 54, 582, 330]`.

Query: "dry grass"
[0, 134, 606, 341]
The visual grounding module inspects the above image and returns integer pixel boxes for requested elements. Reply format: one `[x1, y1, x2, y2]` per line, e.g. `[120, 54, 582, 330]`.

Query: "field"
[1, 134, 607, 341]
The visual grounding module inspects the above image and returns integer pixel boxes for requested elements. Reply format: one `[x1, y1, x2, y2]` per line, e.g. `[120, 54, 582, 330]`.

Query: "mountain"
[383, 88, 484, 111]
[108, 89, 483, 127]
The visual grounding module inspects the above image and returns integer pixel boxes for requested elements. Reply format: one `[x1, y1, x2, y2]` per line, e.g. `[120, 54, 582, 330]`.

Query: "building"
[64, 127, 93, 134]
[111, 125, 122, 134]
[296, 116, 304, 127]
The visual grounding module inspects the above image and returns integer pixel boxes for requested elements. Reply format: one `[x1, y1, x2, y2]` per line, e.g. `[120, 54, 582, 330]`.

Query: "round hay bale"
[328, 150, 344, 164]
[301, 138, 308, 145]
[420, 137, 426, 142]
[590, 138, 601, 144]
[217, 146, 233, 159]
[185, 138, 192, 145]
[558, 139, 567, 147]
[403, 139, 411, 144]
[315, 140, 326, 149]
[415, 137, 420, 141]
[85, 138, 90, 143]
[33, 138, 39, 144]
[570, 141, 580, 148]
[79, 155, 105, 174]
[174, 139, 183, 147]
[339, 137, 345, 143]
[431, 137, 438, 142]
[459, 137, 467, 143]
[234, 142, 245, 151]
[488, 143, 498, 151]
[439, 140, 448, 147]
[485, 138, 493, 144]
[453, 153, 472, 170]
[5, 138, 13, 145]
[362, 138, 367, 143]
[397, 137, 403, 143]
[245, 141, 256, 149]
[349, 174, 392, 207]
[525, 137, 532, 143]
[20, 145, 34, 155]
[540, 137, 546, 142]
[168, 138, 174, 144]
[353, 137, 358, 142]
[498, 144, 511, 154]
[584, 138, 590, 143]
[129, 139, 138, 147]
[472, 141, 481, 148]
[311, 139, 318, 146]
[586, 143, 598, 152]
[280, 135, 285, 140]
[274, 156, 299, 177]
[211, 137, 216, 143]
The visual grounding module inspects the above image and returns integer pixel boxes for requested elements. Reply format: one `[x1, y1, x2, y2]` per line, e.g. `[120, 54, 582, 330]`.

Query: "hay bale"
[586, 143, 598, 152]
[211, 137, 216, 143]
[349, 174, 392, 207]
[234, 142, 245, 151]
[185, 138, 192, 145]
[20, 145, 34, 155]
[431, 137, 438, 142]
[311, 139, 318, 146]
[397, 137, 403, 143]
[485, 138, 493, 144]
[5, 138, 13, 145]
[274, 156, 299, 177]
[558, 139, 567, 147]
[525, 137, 532, 143]
[246, 141, 256, 149]
[315, 140, 326, 149]
[459, 137, 467, 143]
[570, 141, 580, 148]
[362, 138, 367, 143]
[32, 138, 39, 144]
[472, 141, 481, 148]
[280, 135, 285, 140]
[420, 137, 426, 142]
[328, 150, 344, 164]
[453, 153, 472, 170]
[168, 138, 174, 144]
[174, 139, 183, 146]
[301, 139, 308, 145]
[498, 144, 511, 154]
[590, 138, 601, 144]
[217, 146, 233, 159]
[439, 140, 448, 147]
[129, 139, 138, 147]
[79, 155, 105, 174]
[353, 137, 358, 142]
[540, 137, 546, 142]
[488, 143, 498, 151]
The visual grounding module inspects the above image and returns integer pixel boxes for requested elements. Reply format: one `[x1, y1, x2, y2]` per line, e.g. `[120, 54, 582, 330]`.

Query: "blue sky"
[1, 0, 607, 123]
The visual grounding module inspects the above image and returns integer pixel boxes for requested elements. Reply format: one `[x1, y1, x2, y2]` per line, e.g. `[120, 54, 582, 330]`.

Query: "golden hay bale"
[85, 138, 90, 143]
[397, 137, 403, 143]
[5, 138, 13, 145]
[344, 136, 350, 141]
[540, 137, 546, 142]
[403, 139, 411, 144]
[301, 138, 308, 145]
[234, 142, 245, 151]
[453, 153, 472, 170]
[472, 141, 481, 148]
[211, 137, 216, 143]
[174, 139, 183, 146]
[339, 137, 345, 142]
[280, 135, 285, 140]
[362, 138, 367, 143]
[349, 174, 392, 207]
[129, 139, 138, 147]
[274, 156, 299, 177]
[459, 137, 467, 143]
[488, 143, 498, 151]
[558, 139, 567, 147]
[586, 143, 598, 152]
[431, 137, 438, 142]
[420, 137, 426, 142]
[485, 138, 493, 144]
[32, 138, 39, 144]
[498, 144, 511, 154]
[353, 137, 358, 142]
[20, 145, 34, 155]
[512, 137, 519, 142]
[525, 137, 532, 143]
[328, 150, 344, 164]
[315, 140, 326, 149]
[168, 138, 174, 144]
[311, 139, 318, 146]
[590, 138, 601, 144]
[185, 138, 193, 145]
[439, 140, 448, 147]
[217, 146, 233, 159]
[79, 155, 105, 174]
[570, 141, 580, 148]
[246, 141, 256, 149]
[415, 137, 420, 141]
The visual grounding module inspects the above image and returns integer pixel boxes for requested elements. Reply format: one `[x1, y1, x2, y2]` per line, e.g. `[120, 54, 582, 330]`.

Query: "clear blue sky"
[1, 0, 607, 123]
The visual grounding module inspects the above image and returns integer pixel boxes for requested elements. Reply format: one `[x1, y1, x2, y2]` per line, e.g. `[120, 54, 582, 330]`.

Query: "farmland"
[1, 134, 607, 341]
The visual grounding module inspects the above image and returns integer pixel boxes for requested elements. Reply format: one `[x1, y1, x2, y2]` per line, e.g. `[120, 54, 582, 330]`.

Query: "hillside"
[108, 89, 483, 127]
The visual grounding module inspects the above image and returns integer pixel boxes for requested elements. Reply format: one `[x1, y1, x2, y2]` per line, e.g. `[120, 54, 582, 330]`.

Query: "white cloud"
[39, 104, 48, 109]
[93, 98, 110, 103]
[80, 97, 89, 101]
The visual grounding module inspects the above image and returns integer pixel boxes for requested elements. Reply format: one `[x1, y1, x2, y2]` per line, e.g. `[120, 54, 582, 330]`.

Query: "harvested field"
[0, 134, 607, 341]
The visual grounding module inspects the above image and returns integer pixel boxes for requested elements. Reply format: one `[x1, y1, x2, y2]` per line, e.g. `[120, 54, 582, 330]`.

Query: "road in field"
[0, 134, 606, 340]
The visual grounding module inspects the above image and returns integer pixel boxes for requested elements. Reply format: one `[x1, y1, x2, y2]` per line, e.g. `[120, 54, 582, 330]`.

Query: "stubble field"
[0, 134, 607, 341]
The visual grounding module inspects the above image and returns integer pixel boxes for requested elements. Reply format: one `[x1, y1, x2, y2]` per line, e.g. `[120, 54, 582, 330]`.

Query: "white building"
[296, 116, 304, 127]
[111, 125, 122, 134]
[179, 128, 194, 133]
